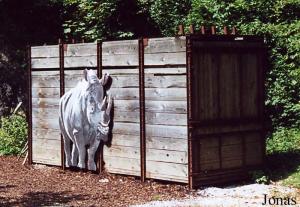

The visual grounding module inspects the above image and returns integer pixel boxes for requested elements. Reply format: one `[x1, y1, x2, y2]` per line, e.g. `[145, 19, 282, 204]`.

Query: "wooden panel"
[103, 156, 140, 176]
[112, 122, 140, 136]
[32, 117, 59, 130]
[112, 122, 186, 138]
[114, 100, 186, 114]
[32, 98, 59, 108]
[104, 146, 187, 164]
[31, 45, 59, 58]
[144, 52, 186, 66]
[33, 138, 61, 151]
[146, 161, 188, 183]
[32, 128, 60, 140]
[32, 145, 61, 166]
[102, 40, 138, 55]
[109, 88, 186, 101]
[192, 52, 218, 121]
[219, 53, 240, 119]
[144, 37, 186, 53]
[32, 87, 60, 98]
[32, 71, 60, 88]
[114, 111, 187, 126]
[109, 134, 187, 151]
[241, 53, 258, 117]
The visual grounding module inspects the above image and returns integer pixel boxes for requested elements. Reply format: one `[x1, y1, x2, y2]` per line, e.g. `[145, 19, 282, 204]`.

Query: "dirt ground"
[0, 156, 193, 207]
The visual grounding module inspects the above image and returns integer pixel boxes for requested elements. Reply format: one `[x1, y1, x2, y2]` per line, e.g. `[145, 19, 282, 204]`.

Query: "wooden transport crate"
[28, 35, 266, 188]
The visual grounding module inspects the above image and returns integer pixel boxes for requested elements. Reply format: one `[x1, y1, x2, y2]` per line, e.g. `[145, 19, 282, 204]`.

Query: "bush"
[267, 128, 300, 154]
[0, 113, 27, 155]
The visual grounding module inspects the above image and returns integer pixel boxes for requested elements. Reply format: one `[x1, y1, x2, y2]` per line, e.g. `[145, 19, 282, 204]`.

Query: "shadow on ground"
[266, 150, 300, 182]
[0, 191, 88, 207]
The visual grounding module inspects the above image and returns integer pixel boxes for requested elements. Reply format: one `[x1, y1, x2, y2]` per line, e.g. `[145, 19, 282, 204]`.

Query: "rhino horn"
[106, 94, 113, 115]
[98, 96, 107, 111]
[100, 73, 110, 86]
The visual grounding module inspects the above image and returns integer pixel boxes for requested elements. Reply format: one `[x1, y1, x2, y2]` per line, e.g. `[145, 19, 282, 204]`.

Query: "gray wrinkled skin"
[59, 69, 112, 171]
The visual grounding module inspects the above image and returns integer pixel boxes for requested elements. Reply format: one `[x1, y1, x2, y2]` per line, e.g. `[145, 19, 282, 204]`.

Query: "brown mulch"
[0, 156, 194, 207]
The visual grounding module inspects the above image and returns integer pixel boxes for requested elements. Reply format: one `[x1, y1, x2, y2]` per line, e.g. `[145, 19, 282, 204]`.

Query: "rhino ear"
[84, 69, 88, 81]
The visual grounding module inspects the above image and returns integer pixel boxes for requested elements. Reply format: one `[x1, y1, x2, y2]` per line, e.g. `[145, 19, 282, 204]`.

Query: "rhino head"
[84, 69, 112, 142]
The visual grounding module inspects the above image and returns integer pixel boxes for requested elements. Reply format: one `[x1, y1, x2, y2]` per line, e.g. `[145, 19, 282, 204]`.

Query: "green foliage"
[147, 0, 191, 36]
[0, 114, 27, 155]
[249, 170, 270, 184]
[267, 128, 300, 154]
[184, 0, 300, 130]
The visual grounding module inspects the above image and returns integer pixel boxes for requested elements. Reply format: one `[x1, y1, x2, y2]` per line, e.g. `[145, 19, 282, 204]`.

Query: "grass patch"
[264, 128, 300, 188]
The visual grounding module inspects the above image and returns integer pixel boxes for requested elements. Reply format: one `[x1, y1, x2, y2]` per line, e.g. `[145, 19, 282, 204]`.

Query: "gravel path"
[133, 184, 300, 207]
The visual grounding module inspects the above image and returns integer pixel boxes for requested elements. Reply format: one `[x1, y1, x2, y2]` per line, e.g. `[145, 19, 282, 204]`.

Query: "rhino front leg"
[73, 129, 86, 169]
[63, 137, 72, 168]
[71, 144, 78, 167]
[87, 139, 100, 171]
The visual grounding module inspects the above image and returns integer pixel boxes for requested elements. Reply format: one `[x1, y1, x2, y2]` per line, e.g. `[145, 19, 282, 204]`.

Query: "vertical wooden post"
[97, 41, 104, 174]
[223, 26, 228, 35]
[232, 27, 237, 35]
[211, 26, 216, 35]
[186, 35, 194, 189]
[201, 26, 205, 35]
[27, 45, 33, 165]
[138, 38, 146, 182]
[59, 40, 65, 170]
[189, 25, 195, 34]
[178, 25, 185, 36]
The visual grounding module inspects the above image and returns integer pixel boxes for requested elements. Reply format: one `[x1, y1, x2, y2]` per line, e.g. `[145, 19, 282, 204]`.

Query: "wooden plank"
[104, 146, 187, 164]
[103, 156, 140, 176]
[145, 75, 186, 88]
[31, 45, 59, 58]
[64, 43, 96, 57]
[102, 40, 138, 55]
[114, 100, 186, 114]
[103, 146, 140, 159]
[112, 122, 140, 136]
[241, 53, 258, 117]
[146, 161, 188, 182]
[145, 112, 187, 125]
[109, 134, 187, 151]
[32, 128, 60, 140]
[32, 138, 61, 151]
[113, 122, 187, 138]
[245, 141, 263, 165]
[144, 52, 186, 66]
[114, 111, 187, 126]
[102, 67, 186, 75]
[32, 98, 59, 108]
[31, 57, 59, 69]
[192, 51, 218, 121]
[97, 74, 187, 89]
[32, 87, 60, 98]
[146, 124, 187, 139]
[145, 100, 187, 114]
[144, 37, 186, 54]
[109, 88, 186, 101]
[221, 144, 243, 159]
[144, 67, 186, 74]
[32, 117, 59, 130]
[32, 147, 61, 166]
[32, 72, 60, 88]
[31, 54, 140, 68]
[32, 157, 61, 166]
[219, 53, 240, 119]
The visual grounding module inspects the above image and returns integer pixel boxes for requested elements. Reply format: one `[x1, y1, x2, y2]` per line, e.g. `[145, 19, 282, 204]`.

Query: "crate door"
[190, 38, 265, 185]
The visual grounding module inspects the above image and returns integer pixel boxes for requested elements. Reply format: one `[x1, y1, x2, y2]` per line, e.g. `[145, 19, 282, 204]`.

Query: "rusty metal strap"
[138, 39, 146, 182]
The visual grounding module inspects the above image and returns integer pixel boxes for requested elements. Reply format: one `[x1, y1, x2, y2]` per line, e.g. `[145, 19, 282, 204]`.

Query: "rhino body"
[59, 69, 112, 171]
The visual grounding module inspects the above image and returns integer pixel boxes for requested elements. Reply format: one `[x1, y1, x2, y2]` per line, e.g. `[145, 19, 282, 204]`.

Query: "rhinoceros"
[59, 69, 112, 171]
